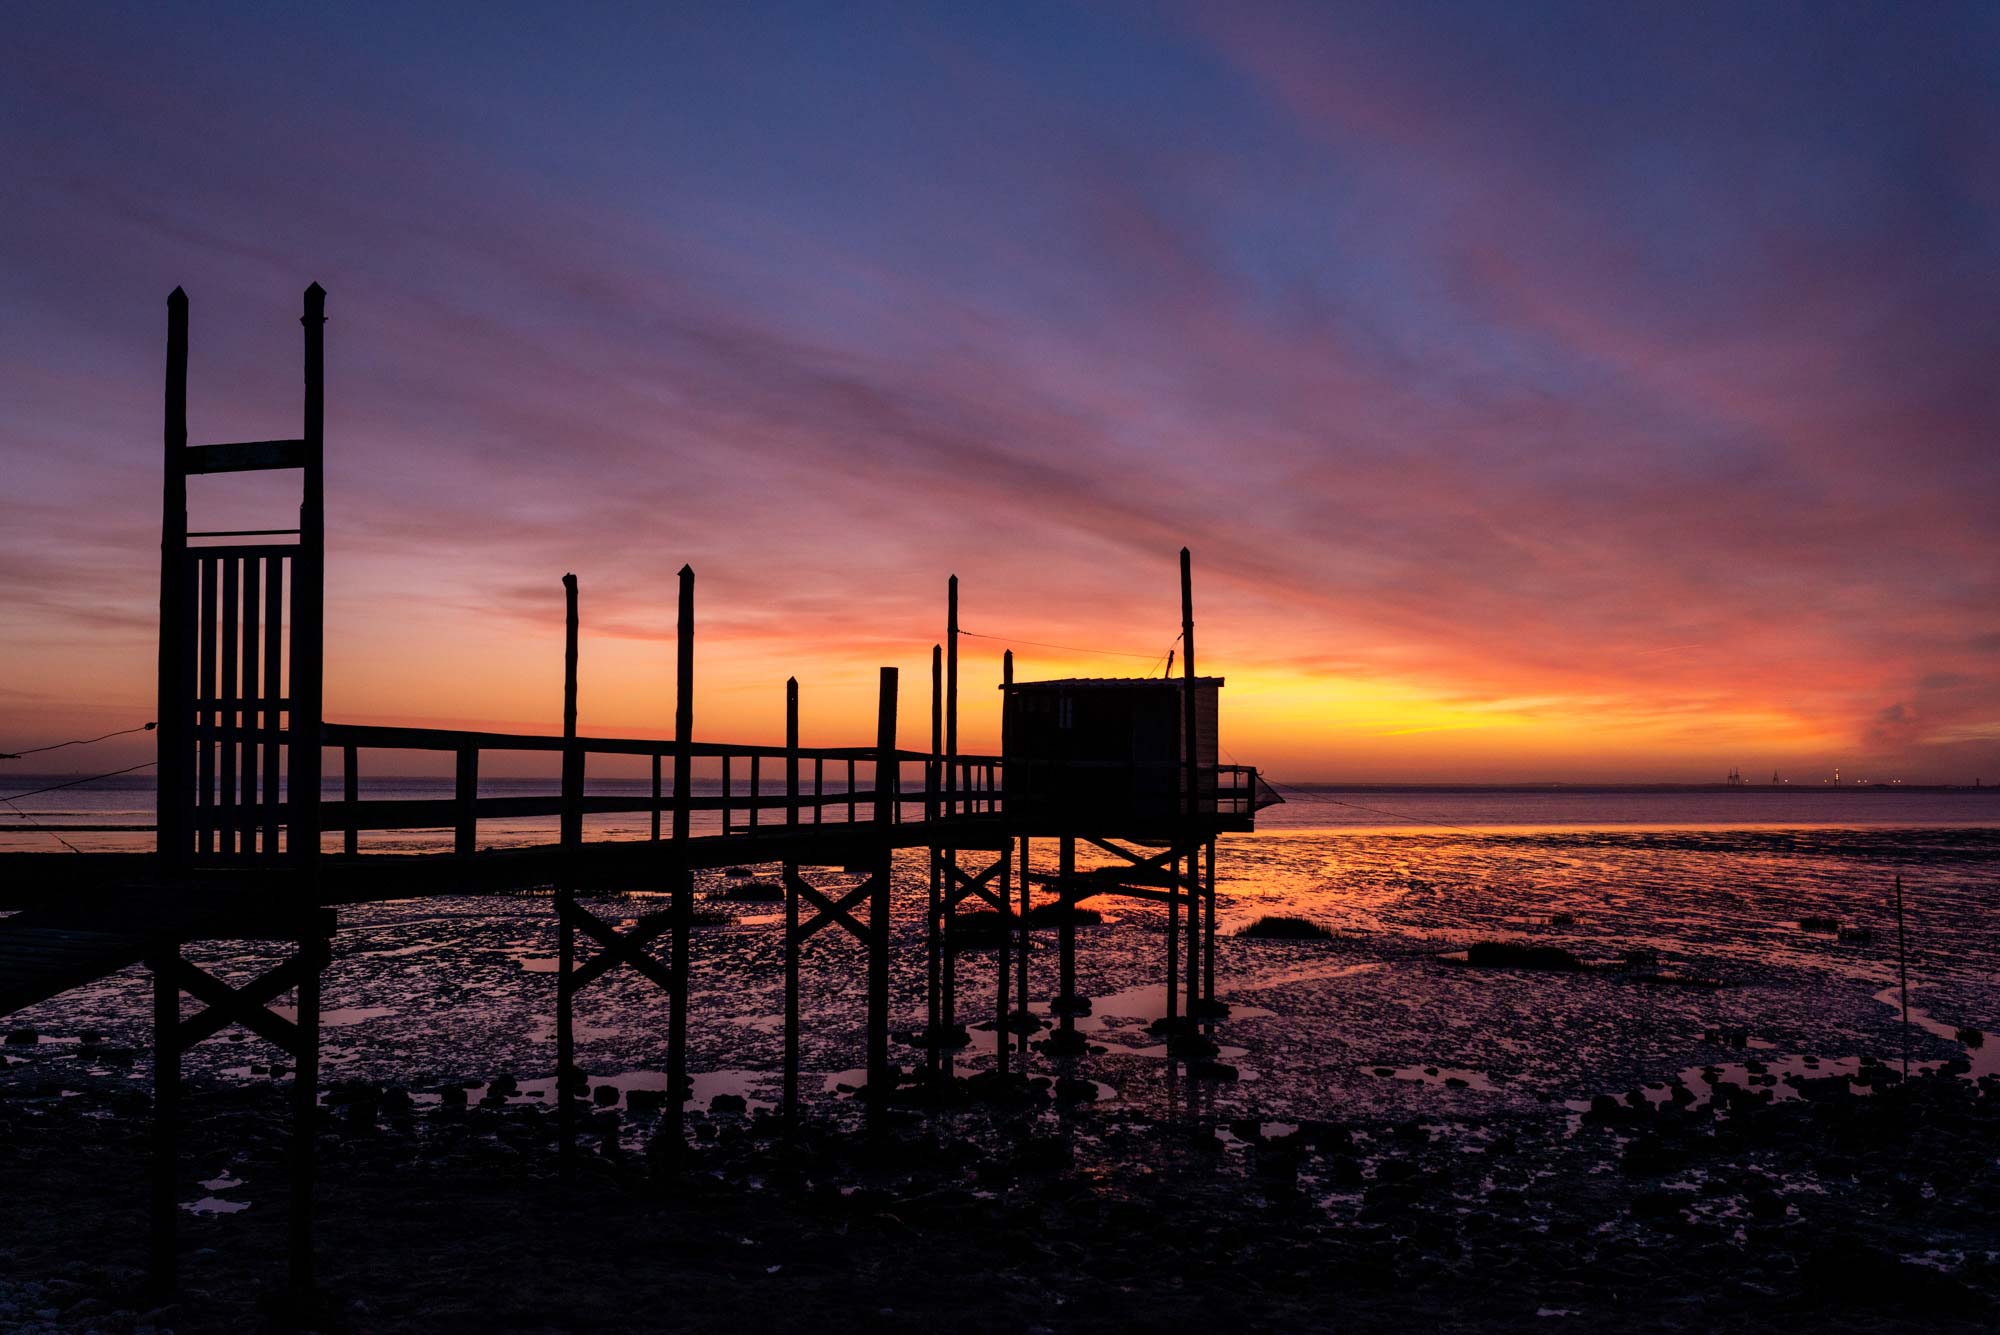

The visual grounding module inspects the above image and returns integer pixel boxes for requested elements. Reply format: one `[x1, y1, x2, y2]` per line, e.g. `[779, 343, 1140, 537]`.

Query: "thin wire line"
[0, 761, 158, 803]
[0, 721, 156, 760]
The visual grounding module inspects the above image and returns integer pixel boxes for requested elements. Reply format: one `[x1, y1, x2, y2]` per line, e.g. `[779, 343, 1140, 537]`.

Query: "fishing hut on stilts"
[0, 284, 1278, 1301]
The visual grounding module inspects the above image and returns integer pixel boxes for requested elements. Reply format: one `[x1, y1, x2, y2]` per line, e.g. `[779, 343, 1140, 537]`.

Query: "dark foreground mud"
[3, 1061, 1996, 1334]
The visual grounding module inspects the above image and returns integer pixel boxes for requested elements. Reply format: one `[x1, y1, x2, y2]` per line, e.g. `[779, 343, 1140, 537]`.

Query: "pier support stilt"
[148, 950, 179, 1297]
[1204, 839, 1217, 1018]
[289, 934, 320, 1295]
[866, 667, 899, 1123]
[1016, 836, 1033, 1046]
[784, 679, 801, 1127]
[995, 841, 1011, 1078]
[1057, 836, 1078, 1027]
[556, 890, 576, 1177]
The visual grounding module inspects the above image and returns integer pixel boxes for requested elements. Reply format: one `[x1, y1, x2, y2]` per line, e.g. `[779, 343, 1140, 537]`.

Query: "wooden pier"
[0, 285, 1275, 1300]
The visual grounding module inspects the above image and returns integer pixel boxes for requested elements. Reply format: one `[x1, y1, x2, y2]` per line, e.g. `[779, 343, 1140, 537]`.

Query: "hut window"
[1058, 695, 1073, 729]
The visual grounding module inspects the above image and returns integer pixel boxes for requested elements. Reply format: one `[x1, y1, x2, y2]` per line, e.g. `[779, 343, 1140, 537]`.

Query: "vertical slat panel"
[240, 556, 261, 856]
[218, 556, 239, 855]
[721, 754, 731, 837]
[263, 555, 284, 854]
[749, 754, 760, 832]
[196, 555, 216, 856]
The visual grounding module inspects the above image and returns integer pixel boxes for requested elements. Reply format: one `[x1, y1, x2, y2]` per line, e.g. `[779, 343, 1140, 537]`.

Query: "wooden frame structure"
[0, 283, 1274, 1304]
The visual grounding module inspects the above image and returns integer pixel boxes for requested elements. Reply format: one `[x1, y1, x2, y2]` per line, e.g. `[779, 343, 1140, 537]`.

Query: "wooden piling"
[666, 564, 695, 1161]
[148, 953, 179, 1294]
[557, 573, 580, 1178]
[941, 580, 962, 1067]
[1204, 838, 1217, 1015]
[927, 645, 942, 1077]
[868, 667, 898, 1111]
[291, 284, 325, 867]
[996, 650, 1014, 1076]
[1178, 547, 1200, 1026]
[784, 678, 800, 1124]
[157, 290, 190, 869]
[1058, 835, 1077, 1030]
[289, 935, 320, 1293]
[1016, 834, 1031, 1048]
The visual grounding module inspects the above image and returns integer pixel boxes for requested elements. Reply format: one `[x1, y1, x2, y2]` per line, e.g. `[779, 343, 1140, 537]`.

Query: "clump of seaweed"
[1238, 915, 1332, 941]
[1463, 941, 1588, 971]
[1798, 916, 1840, 932]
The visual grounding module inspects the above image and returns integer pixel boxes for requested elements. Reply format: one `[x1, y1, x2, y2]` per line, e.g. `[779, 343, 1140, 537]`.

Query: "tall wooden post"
[666, 565, 695, 1160]
[148, 954, 179, 1294]
[1178, 547, 1200, 1025]
[783, 678, 800, 1124]
[288, 285, 327, 1297]
[158, 289, 190, 870]
[868, 667, 898, 1112]
[291, 284, 325, 867]
[996, 649, 1013, 1077]
[557, 574, 580, 1177]
[942, 579, 959, 1062]
[946, 576, 958, 819]
[926, 644, 942, 1078]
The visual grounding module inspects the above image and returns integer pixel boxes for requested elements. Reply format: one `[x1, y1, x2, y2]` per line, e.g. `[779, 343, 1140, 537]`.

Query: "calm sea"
[5, 773, 1998, 853]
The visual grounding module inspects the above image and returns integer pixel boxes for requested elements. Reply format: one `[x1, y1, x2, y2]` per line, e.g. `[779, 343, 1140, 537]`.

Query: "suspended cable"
[0, 721, 156, 760]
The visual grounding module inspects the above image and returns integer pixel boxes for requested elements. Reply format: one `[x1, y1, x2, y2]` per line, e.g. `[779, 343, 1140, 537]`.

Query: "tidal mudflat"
[4, 819, 1997, 1330]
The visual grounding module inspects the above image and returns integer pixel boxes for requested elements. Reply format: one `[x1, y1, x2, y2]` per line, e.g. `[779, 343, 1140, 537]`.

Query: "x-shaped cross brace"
[938, 853, 1009, 913]
[786, 869, 877, 942]
[163, 952, 321, 1056]
[558, 898, 678, 996]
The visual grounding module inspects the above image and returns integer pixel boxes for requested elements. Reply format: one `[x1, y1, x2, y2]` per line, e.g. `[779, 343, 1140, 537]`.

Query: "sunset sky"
[3, 2, 1997, 783]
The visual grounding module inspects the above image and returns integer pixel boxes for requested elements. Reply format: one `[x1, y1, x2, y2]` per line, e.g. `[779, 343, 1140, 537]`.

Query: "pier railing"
[318, 722, 1254, 856]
